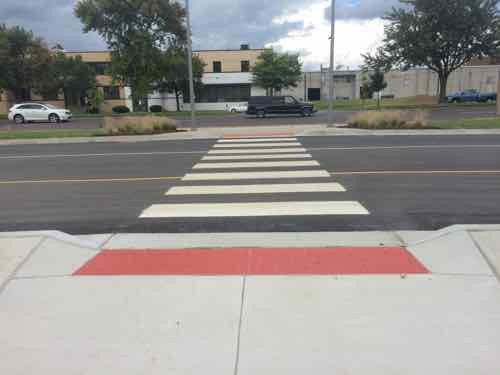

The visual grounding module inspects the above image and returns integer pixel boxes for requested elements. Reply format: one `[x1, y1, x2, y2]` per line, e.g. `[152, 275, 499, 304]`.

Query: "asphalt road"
[0, 105, 498, 131]
[1, 134, 500, 234]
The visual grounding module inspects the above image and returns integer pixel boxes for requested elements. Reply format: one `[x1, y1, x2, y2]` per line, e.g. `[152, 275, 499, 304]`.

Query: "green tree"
[0, 24, 52, 101]
[359, 76, 374, 108]
[252, 49, 302, 96]
[156, 47, 205, 111]
[86, 87, 104, 113]
[368, 69, 388, 110]
[35, 51, 96, 108]
[75, 0, 187, 111]
[363, 0, 500, 103]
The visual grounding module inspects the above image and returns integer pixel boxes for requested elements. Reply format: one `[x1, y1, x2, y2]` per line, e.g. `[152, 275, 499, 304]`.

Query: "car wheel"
[257, 110, 266, 118]
[49, 114, 60, 123]
[302, 108, 311, 117]
[13, 114, 25, 124]
[231, 109, 237, 113]
[452, 98, 460, 103]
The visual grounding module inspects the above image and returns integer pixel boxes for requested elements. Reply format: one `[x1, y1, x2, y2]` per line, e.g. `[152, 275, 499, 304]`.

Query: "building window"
[213, 61, 222, 73]
[103, 86, 120, 100]
[307, 88, 321, 101]
[196, 84, 251, 103]
[87, 62, 110, 75]
[241, 60, 250, 72]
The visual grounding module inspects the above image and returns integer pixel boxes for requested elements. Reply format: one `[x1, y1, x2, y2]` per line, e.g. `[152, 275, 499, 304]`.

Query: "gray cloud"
[0, 0, 326, 52]
[325, 0, 404, 21]
[0, 0, 106, 51]
[191, 0, 323, 50]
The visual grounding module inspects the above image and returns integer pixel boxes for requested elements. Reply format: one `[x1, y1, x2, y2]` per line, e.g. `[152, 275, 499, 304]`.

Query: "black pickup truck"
[247, 96, 316, 117]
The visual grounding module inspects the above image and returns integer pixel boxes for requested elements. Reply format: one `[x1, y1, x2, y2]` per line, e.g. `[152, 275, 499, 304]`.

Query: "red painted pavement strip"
[74, 247, 429, 276]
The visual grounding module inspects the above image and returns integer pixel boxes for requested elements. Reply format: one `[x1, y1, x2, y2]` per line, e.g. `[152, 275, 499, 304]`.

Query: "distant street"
[1, 134, 500, 234]
[0, 105, 498, 131]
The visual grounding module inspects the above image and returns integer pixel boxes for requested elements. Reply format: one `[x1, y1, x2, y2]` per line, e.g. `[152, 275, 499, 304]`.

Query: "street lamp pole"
[185, 0, 196, 127]
[327, 0, 336, 126]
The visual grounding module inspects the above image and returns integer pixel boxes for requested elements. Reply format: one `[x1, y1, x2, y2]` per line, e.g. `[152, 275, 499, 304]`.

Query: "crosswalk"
[139, 136, 370, 219]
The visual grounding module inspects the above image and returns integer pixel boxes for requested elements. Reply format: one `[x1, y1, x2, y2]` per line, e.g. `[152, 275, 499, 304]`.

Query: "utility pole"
[185, 0, 196, 127]
[327, 0, 336, 126]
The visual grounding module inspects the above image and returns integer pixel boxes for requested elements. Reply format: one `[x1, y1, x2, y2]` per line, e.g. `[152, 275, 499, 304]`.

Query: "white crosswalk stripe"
[208, 148, 307, 154]
[182, 170, 331, 181]
[213, 142, 301, 148]
[202, 154, 312, 160]
[217, 138, 297, 143]
[166, 183, 346, 196]
[193, 160, 320, 169]
[140, 136, 370, 220]
[140, 201, 370, 218]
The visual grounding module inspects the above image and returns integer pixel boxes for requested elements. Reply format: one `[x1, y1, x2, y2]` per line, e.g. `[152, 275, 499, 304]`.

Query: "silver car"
[8, 103, 72, 124]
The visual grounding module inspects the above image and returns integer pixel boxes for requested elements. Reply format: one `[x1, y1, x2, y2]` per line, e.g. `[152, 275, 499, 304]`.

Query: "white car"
[227, 103, 248, 113]
[8, 103, 72, 124]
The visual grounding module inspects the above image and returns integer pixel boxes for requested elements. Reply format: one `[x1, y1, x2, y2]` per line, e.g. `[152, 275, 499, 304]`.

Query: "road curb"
[0, 231, 101, 251]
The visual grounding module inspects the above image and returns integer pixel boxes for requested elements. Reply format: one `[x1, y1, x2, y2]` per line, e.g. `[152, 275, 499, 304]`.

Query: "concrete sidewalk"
[3, 124, 500, 146]
[1, 226, 500, 374]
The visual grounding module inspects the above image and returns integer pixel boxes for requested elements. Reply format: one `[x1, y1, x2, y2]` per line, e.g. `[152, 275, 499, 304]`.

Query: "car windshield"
[44, 104, 58, 109]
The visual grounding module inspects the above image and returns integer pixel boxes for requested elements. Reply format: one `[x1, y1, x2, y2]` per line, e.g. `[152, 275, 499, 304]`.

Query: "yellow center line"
[0, 176, 182, 185]
[330, 170, 500, 175]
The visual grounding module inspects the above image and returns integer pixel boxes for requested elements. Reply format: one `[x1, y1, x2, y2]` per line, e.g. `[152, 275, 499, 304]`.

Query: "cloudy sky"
[0, 0, 403, 70]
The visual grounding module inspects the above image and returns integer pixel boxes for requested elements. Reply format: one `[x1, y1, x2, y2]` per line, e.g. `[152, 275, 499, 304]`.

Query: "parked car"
[446, 89, 497, 103]
[226, 103, 248, 113]
[8, 103, 72, 124]
[246, 96, 316, 117]
[479, 92, 497, 102]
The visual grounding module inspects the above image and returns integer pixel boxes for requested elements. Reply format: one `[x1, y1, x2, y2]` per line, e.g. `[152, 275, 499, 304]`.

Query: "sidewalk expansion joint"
[233, 275, 247, 375]
[0, 237, 46, 295]
[467, 232, 500, 282]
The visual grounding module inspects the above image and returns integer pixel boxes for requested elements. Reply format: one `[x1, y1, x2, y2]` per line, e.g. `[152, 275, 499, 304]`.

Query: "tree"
[252, 49, 302, 96]
[156, 47, 205, 111]
[75, 0, 187, 110]
[359, 76, 374, 108]
[363, 0, 500, 103]
[0, 24, 52, 101]
[35, 51, 96, 108]
[87, 87, 104, 113]
[368, 69, 388, 109]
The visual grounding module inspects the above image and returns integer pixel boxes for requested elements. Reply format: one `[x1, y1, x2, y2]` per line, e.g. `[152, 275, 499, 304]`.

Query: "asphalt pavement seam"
[0, 150, 208, 160]
[2, 143, 500, 160]
[309, 144, 500, 152]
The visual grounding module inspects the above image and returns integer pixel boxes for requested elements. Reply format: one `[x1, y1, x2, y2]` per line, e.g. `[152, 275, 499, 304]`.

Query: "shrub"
[149, 105, 163, 113]
[112, 105, 130, 114]
[348, 110, 429, 129]
[102, 115, 177, 136]
[87, 107, 100, 114]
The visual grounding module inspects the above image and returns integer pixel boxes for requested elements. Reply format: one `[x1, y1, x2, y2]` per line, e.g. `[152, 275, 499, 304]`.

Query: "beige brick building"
[2, 45, 500, 114]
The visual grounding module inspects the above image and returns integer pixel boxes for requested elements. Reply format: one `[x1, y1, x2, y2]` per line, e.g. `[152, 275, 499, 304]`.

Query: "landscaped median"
[0, 115, 181, 140]
[347, 110, 500, 130]
[313, 95, 497, 111]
